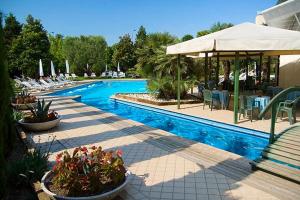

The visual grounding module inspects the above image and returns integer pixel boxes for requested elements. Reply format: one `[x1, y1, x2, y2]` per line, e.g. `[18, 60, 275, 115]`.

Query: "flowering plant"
[50, 146, 126, 197]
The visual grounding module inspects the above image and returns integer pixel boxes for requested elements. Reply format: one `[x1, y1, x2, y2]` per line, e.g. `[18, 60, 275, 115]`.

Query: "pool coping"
[111, 97, 270, 139]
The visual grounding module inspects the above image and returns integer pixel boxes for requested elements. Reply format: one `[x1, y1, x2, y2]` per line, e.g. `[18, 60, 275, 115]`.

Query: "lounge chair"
[65, 74, 71, 79]
[84, 73, 89, 78]
[101, 72, 106, 77]
[112, 72, 118, 78]
[118, 72, 126, 78]
[71, 73, 78, 78]
[39, 79, 55, 89]
[45, 77, 64, 87]
[91, 73, 96, 78]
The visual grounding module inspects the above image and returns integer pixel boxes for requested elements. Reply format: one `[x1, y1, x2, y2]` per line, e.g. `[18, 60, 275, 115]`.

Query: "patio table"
[212, 90, 229, 109]
[250, 95, 270, 111]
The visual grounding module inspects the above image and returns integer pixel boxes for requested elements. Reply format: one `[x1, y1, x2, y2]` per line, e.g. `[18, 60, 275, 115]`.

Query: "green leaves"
[28, 99, 53, 122]
[63, 36, 107, 75]
[8, 15, 51, 77]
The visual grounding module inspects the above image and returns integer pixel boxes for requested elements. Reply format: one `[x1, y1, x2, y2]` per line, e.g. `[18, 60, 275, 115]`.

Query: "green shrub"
[7, 148, 49, 187]
[147, 77, 189, 100]
[0, 13, 16, 198]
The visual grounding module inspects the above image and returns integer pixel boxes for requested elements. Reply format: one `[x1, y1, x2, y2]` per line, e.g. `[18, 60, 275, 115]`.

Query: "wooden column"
[267, 56, 271, 82]
[258, 53, 263, 84]
[208, 57, 212, 80]
[215, 53, 220, 86]
[276, 56, 280, 86]
[177, 55, 181, 109]
[234, 52, 240, 124]
[204, 52, 208, 88]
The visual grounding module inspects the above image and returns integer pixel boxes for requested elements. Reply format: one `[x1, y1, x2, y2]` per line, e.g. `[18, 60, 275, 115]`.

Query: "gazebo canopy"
[166, 22, 300, 56]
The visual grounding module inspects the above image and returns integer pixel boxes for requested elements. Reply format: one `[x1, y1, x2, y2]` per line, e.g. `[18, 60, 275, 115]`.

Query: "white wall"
[279, 55, 300, 88]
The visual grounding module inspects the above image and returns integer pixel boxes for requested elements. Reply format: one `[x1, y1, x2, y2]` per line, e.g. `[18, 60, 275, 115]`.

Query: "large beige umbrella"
[167, 22, 300, 56]
[166, 22, 300, 126]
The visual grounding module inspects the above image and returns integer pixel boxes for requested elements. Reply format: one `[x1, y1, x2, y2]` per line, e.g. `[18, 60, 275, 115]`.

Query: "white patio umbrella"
[65, 60, 70, 74]
[117, 62, 120, 72]
[50, 61, 56, 77]
[87, 63, 89, 70]
[39, 59, 44, 77]
[105, 64, 108, 72]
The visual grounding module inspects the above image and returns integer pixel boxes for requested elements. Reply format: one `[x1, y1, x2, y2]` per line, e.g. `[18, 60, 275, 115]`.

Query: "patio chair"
[275, 97, 300, 125]
[71, 73, 78, 78]
[91, 73, 96, 78]
[239, 96, 256, 122]
[84, 73, 89, 78]
[203, 89, 214, 111]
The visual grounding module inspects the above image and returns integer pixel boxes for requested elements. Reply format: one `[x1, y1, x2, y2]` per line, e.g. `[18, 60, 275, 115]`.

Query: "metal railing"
[258, 86, 300, 143]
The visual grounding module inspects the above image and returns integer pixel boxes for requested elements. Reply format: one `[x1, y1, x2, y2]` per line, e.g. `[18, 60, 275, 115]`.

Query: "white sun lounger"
[91, 73, 96, 78]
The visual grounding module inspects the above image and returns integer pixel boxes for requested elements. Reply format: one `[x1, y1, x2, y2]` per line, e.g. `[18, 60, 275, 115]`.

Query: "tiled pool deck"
[26, 93, 300, 200]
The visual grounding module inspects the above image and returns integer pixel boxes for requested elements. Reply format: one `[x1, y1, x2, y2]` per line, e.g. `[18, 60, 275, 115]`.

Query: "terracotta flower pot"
[11, 101, 37, 110]
[41, 170, 131, 200]
[18, 115, 61, 132]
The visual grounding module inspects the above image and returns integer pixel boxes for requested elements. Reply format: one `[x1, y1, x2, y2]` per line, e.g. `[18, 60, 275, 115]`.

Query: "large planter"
[41, 170, 131, 200]
[11, 101, 37, 110]
[18, 115, 61, 131]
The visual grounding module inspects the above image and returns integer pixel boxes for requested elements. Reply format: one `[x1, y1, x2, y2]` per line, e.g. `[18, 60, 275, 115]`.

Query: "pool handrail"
[258, 86, 300, 143]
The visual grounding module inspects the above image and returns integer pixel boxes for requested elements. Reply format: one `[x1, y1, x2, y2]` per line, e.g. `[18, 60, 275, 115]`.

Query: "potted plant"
[11, 90, 37, 110]
[18, 99, 61, 131]
[41, 146, 131, 200]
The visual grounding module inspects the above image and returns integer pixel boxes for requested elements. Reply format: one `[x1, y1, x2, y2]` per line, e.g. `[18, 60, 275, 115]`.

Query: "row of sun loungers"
[14, 76, 75, 91]
[100, 71, 126, 78]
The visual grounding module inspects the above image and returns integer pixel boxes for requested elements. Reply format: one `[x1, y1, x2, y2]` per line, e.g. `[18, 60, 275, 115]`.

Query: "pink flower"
[116, 149, 123, 157]
[81, 146, 88, 153]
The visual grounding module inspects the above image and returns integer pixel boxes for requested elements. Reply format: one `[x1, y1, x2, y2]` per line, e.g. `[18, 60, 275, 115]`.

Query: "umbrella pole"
[234, 52, 240, 124]
[177, 54, 181, 109]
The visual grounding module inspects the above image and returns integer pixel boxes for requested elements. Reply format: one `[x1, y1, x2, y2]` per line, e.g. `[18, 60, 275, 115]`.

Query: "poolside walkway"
[26, 95, 300, 200]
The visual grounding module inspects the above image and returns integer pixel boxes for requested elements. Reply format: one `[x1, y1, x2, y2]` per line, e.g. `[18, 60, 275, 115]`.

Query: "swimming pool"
[52, 80, 269, 160]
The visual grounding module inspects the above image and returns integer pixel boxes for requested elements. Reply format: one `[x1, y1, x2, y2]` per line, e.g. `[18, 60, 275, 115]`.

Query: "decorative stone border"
[114, 93, 201, 106]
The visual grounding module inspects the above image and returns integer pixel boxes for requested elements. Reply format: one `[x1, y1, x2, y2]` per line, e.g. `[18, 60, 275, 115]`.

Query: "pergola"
[166, 22, 300, 124]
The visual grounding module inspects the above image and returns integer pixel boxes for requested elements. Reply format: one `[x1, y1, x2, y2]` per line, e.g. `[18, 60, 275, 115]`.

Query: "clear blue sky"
[1, 0, 277, 45]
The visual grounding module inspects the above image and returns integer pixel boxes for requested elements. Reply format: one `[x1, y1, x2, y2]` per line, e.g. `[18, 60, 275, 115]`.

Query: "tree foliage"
[49, 34, 65, 74]
[135, 25, 147, 49]
[181, 34, 193, 41]
[3, 13, 22, 50]
[63, 36, 107, 75]
[0, 12, 15, 198]
[112, 34, 136, 71]
[197, 22, 233, 37]
[8, 15, 50, 77]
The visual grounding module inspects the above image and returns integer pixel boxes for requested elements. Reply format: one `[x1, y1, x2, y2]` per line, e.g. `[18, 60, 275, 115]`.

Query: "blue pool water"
[52, 80, 269, 160]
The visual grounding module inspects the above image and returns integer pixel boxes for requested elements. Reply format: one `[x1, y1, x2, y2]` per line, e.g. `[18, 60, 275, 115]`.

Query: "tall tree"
[181, 34, 193, 41]
[112, 34, 136, 71]
[3, 13, 22, 76]
[105, 45, 115, 70]
[0, 12, 15, 198]
[63, 35, 107, 75]
[9, 15, 51, 77]
[135, 25, 147, 49]
[210, 22, 233, 32]
[49, 34, 65, 74]
[197, 22, 233, 37]
[3, 13, 22, 50]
